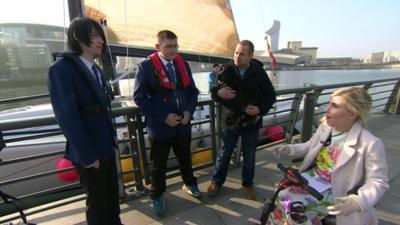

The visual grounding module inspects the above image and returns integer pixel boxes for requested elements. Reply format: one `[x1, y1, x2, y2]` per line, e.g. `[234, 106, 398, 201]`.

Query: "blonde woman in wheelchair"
[271, 87, 389, 225]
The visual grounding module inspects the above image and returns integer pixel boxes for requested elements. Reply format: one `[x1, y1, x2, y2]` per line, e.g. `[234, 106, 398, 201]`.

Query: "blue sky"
[1, 0, 399, 59]
[230, 0, 400, 58]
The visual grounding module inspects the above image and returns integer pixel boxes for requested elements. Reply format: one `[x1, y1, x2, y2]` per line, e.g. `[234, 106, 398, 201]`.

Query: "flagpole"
[266, 38, 277, 85]
[265, 37, 278, 121]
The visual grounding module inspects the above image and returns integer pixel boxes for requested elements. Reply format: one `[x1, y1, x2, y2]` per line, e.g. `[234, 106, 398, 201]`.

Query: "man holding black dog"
[208, 40, 276, 200]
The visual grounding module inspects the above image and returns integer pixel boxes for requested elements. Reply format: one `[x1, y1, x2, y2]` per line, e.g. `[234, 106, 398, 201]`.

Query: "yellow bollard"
[121, 157, 134, 182]
[191, 147, 212, 165]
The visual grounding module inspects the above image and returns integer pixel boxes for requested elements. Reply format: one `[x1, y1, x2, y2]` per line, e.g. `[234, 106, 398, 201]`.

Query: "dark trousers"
[212, 126, 259, 187]
[76, 159, 122, 225]
[149, 134, 197, 199]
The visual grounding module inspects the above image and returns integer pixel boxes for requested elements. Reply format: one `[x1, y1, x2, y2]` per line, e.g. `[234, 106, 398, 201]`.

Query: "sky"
[1, 0, 399, 58]
[0, 0, 68, 27]
[230, 0, 400, 58]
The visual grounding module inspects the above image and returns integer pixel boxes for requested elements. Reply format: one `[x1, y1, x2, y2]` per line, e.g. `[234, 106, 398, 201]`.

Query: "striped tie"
[91, 64, 102, 86]
[166, 62, 176, 83]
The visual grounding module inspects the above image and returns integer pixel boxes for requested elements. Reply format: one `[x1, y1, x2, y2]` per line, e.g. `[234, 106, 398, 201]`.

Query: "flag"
[266, 40, 277, 71]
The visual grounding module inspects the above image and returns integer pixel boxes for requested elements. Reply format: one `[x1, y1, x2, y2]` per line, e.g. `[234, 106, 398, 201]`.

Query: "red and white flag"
[266, 40, 277, 71]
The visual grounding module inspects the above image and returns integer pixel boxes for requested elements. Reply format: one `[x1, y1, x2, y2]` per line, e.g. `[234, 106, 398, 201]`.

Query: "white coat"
[288, 122, 389, 225]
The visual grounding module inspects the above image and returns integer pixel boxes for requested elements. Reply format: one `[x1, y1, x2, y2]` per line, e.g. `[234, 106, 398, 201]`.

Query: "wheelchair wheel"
[259, 198, 274, 225]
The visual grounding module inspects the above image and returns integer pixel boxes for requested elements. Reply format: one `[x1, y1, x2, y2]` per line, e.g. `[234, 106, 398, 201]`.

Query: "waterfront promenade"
[4, 113, 400, 225]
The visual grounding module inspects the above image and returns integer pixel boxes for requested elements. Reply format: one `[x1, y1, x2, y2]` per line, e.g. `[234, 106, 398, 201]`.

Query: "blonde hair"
[321, 87, 372, 127]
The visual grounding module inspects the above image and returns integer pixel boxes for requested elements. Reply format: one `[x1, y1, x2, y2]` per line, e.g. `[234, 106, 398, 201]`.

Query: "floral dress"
[267, 130, 348, 225]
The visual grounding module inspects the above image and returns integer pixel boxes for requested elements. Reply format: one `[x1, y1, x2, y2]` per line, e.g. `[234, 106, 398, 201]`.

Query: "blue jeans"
[212, 126, 259, 187]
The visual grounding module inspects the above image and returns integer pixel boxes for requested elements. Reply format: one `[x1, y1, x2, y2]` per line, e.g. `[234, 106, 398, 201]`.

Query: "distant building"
[252, 20, 321, 67]
[364, 50, 400, 64]
[0, 23, 65, 80]
[316, 57, 358, 66]
[364, 52, 384, 64]
[383, 50, 400, 63]
[287, 41, 302, 51]
[254, 49, 310, 66]
[286, 41, 318, 64]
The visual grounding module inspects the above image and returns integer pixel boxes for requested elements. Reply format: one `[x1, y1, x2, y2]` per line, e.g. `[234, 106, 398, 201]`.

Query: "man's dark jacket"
[48, 53, 116, 166]
[211, 59, 276, 129]
[133, 58, 199, 139]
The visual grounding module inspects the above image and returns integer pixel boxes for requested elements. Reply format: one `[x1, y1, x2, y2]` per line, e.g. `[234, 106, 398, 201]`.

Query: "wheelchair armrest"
[291, 158, 304, 164]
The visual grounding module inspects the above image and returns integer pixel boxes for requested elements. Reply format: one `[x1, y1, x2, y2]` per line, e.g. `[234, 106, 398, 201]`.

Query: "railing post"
[363, 83, 373, 90]
[127, 113, 144, 192]
[301, 92, 316, 142]
[286, 92, 304, 143]
[384, 80, 400, 114]
[114, 142, 126, 199]
[135, 113, 151, 185]
[396, 90, 400, 114]
[215, 103, 222, 150]
[209, 101, 218, 163]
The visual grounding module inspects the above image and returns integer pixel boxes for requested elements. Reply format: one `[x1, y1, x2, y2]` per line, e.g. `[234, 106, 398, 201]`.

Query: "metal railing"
[1, 77, 400, 223]
[300, 77, 400, 142]
[0, 100, 220, 222]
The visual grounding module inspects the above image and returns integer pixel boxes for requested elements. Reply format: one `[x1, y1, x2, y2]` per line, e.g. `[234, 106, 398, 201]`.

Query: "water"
[0, 80, 49, 111]
[191, 68, 400, 112]
[1, 68, 400, 110]
[275, 68, 400, 89]
[193, 68, 400, 94]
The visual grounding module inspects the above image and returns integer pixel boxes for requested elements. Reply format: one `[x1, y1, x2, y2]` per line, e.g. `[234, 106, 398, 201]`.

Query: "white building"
[265, 20, 280, 52]
[364, 50, 400, 64]
[286, 41, 318, 64]
[257, 21, 318, 66]
[383, 50, 400, 63]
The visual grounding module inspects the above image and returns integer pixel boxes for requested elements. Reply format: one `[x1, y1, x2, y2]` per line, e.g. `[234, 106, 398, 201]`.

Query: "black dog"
[217, 63, 262, 129]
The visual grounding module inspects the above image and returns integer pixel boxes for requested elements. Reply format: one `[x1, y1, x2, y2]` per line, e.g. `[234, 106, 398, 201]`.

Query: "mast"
[68, 0, 83, 20]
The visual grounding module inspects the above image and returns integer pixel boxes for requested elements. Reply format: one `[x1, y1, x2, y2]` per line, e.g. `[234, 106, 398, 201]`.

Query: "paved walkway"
[4, 113, 400, 225]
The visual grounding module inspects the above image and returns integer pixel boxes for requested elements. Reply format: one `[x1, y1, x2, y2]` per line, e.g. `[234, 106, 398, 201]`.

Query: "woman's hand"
[327, 194, 361, 216]
[271, 145, 291, 158]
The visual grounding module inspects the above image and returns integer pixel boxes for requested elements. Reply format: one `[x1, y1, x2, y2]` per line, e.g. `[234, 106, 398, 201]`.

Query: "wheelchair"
[0, 190, 36, 225]
[259, 163, 336, 225]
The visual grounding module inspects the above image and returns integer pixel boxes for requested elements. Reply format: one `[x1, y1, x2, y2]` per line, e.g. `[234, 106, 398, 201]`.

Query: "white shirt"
[79, 56, 102, 86]
[158, 53, 176, 74]
[239, 66, 248, 77]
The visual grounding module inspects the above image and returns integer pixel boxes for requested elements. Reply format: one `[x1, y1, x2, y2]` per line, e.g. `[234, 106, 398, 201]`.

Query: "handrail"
[0, 106, 137, 131]
[299, 77, 400, 141]
[0, 88, 308, 131]
[311, 77, 399, 90]
[1, 77, 399, 222]
[0, 93, 49, 104]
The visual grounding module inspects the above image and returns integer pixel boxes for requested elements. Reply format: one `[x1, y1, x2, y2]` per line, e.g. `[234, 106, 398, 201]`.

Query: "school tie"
[91, 64, 102, 86]
[166, 62, 181, 112]
[166, 62, 176, 83]
[91, 64, 111, 103]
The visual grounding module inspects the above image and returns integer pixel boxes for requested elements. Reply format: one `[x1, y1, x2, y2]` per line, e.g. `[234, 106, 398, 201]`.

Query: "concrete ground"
[3, 113, 400, 225]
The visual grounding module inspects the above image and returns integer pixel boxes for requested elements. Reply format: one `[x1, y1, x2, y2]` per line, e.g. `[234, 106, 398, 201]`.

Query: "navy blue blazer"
[133, 58, 199, 139]
[48, 53, 116, 166]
